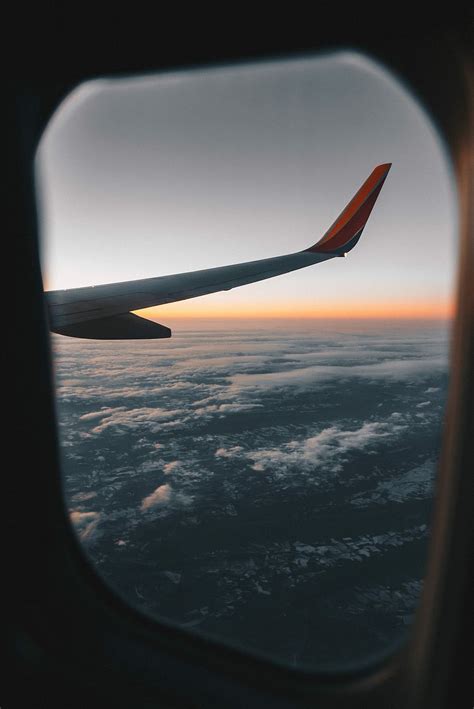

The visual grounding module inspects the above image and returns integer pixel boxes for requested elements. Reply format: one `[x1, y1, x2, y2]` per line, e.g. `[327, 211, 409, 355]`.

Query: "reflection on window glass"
[37, 52, 456, 669]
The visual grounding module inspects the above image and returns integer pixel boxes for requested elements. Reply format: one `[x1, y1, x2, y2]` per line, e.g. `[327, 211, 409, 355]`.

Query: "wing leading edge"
[46, 163, 391, 339]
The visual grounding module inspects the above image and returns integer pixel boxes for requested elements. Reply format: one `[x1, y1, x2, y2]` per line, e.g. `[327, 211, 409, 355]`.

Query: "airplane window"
[36, 52, 457, 670]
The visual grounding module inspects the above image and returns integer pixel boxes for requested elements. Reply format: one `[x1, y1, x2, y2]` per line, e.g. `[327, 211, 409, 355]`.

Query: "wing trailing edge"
[51, 312, 171, 339]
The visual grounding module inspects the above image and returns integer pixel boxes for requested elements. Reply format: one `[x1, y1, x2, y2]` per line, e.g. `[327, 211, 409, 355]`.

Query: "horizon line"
[135, 303, 454, 321]
[142, 314, 453, 320]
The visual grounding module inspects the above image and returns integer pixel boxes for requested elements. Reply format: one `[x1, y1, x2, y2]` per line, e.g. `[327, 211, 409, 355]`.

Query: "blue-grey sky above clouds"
[37, 51, 457, 318]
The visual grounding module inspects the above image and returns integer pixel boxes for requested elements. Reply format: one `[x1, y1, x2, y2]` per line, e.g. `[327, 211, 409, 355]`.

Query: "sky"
[37, 51, 457, 321]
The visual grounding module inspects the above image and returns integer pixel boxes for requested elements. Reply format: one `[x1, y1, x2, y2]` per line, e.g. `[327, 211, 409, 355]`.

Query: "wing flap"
[51, 312, 171, 340]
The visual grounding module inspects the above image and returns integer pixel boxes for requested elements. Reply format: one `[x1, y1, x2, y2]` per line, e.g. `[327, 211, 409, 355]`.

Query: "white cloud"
[87, 407, 184, 435]
[79, 406, 127, 421]
[244, 419, 408, 475]
[69, 510, 101, 542]
[351, 459, 435, 506]
[215, 446, 244, 458]
[163, 570, 181, 584]
[192, 402, 262, 418]
[71, 491, 97, 502]
[228, 356, 448, 393]
[141, 483, 172, 510]
[163, 461, 182, 474]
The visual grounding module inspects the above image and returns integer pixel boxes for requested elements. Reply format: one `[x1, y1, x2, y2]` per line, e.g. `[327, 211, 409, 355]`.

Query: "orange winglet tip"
[305, 163, 391, 255]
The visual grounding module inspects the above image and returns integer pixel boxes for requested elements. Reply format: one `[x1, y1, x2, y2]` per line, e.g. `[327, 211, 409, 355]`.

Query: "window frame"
[5, 25, 473, 709]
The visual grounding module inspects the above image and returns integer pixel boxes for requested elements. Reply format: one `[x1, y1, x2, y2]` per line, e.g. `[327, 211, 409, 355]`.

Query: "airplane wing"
[46, 163, 391, 339]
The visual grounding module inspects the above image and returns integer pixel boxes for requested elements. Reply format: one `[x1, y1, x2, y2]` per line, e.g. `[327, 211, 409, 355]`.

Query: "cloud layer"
[56, 323, 448, 666]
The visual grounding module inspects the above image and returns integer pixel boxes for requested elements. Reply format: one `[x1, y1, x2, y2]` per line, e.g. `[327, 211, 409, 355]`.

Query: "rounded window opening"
[37, 51, 457, 671]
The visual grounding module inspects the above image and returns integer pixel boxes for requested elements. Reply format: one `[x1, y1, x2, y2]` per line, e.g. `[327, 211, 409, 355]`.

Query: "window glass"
[37, 52, 456, 669]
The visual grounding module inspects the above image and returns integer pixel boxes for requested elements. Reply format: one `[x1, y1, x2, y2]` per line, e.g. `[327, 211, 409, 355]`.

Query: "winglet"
[305, 163, 391, 256]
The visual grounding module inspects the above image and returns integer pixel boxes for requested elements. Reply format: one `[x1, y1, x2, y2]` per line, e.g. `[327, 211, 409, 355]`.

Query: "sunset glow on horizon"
[136, 298, 454, 322]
